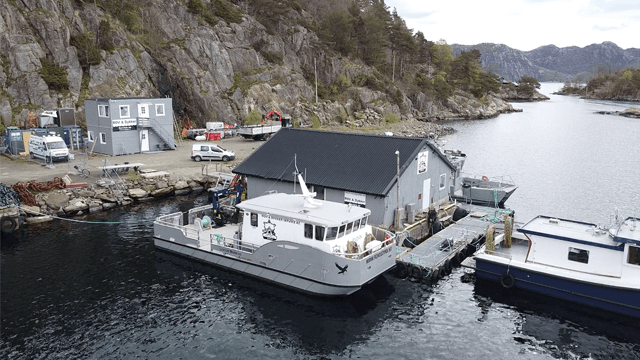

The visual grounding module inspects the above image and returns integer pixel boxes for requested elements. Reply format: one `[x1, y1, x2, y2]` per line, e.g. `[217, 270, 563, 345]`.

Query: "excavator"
[261, 110, 281, 124]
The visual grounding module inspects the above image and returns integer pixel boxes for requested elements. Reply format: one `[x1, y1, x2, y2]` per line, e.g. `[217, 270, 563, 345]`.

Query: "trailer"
[238, 122, 281, 140]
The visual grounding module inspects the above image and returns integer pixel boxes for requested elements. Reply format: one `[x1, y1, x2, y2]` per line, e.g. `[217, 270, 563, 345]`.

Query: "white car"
[191, 143, 235, 162]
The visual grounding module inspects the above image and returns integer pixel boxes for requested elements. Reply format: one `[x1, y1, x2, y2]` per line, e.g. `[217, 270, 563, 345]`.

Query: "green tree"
[320, 10, 355, 56]
[39, 58, 70, 91]
[71, 31, 101, 70]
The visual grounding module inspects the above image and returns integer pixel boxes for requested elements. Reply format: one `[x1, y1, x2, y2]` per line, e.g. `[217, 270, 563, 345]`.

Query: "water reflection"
[153, 250, 396, 357]
[473, 278, 640, 358]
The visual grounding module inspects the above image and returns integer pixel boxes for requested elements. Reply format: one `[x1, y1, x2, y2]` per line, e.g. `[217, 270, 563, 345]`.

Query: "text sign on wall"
[112, 118, 137, 131]
[344, 191, 366, 207]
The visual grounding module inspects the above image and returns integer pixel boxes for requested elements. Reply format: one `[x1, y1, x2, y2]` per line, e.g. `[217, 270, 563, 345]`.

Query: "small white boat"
[472, 215, 640, 317]
[153, 173, 396, 296]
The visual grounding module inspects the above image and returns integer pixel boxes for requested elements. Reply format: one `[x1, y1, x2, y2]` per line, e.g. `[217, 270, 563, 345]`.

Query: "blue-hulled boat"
[473, 215, 640, 317]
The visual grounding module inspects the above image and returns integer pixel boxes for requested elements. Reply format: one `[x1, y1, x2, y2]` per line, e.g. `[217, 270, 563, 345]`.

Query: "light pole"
[395, 150, 400, 230]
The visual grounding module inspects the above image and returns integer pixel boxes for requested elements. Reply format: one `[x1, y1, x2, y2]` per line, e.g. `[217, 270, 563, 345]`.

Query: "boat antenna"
[293, 154, 298, 194]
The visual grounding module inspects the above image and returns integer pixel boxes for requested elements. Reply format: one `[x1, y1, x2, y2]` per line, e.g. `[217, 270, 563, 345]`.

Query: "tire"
[29, 152, 34, 159]
[222, 156, 230, 162]
[194, 155, 202, 162]
[444, 259, 452, 274]
[1, 216, 17, 234]
[395, 262, 408, 278]
[409, 264, 423, 279]
[500, 273, 515, 289]
[81, 169, 90, 177]
[45, 155, 51, 164]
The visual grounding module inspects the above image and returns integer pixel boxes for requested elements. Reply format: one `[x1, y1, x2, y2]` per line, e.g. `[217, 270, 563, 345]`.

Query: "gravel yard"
[0, 136, 265, 185]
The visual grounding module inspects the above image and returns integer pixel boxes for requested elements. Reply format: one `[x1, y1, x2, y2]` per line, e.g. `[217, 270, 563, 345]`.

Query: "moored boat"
[153, 174, 396, 296]
[472, 215, 640, 317]
[451, 174, 517, 208]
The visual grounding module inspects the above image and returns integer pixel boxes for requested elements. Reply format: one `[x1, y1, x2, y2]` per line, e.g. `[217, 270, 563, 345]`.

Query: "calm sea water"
[2, 84, 640, 359]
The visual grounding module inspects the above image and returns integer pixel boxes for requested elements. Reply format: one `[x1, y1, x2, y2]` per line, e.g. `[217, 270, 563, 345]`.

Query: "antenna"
[293, 155, 320, 207]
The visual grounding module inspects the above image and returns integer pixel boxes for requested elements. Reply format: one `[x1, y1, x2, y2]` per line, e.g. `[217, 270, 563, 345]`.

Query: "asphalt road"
[0, 136, 265, 185]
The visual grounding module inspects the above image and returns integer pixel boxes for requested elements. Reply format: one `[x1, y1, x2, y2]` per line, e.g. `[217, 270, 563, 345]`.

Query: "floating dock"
[395, 204, 513, 283]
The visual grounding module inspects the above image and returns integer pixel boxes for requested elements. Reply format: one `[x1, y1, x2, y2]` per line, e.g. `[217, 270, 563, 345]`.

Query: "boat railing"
[156, 212, 183, 227]
[208, 234, 261, 254]
[464, 173, 516, 188]
[334, 229, 396, 260]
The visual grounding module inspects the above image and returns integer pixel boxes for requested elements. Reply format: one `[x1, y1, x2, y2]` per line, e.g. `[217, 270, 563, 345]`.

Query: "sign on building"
[417, 151, 428, 174]
[344, 191, 366, 207]
[112, 118, 137, 131]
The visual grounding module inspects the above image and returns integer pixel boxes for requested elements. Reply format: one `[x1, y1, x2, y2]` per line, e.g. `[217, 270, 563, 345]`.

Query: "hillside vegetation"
[560, 68, 640, 101]
[0, 0, 526, 132]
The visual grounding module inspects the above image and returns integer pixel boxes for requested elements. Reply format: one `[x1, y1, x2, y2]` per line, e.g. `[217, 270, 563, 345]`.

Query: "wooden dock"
[395, 205, 513, 282]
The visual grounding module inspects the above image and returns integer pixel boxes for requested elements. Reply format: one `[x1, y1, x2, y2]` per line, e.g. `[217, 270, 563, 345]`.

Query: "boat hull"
[153, 235, 395, 297]
[474, 257, 640, 318]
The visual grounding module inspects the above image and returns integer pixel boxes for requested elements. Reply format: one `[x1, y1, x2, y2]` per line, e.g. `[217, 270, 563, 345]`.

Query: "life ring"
[500, 273, 515, 289]
[1, 216, 17, 234]
[410, 264, 423, 279]
[481, 176, 488, 181]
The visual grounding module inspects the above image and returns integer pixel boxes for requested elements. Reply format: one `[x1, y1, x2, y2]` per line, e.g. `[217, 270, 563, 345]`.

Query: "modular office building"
[84, 98, 176, 156]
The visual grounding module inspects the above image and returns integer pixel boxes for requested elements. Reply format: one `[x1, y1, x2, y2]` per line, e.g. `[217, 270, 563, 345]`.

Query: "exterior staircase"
[137, 117, 177, 149]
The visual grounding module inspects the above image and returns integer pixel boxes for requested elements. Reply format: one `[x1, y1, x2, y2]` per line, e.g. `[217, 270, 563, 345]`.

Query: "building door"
[422, 179, 431, 210]
[140, 130, 149, 152]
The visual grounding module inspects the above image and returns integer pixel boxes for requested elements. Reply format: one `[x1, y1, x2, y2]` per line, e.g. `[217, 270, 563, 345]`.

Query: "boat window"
[339, 225, 346, 238]
[360, 216, 367, 229]
[353, 219, 361, 229]
[628, 246, 640, 266]
[346, 222, 354, 234]
[250, 213, 258, 227]
[304, 223, 313, 239]
[568, 247, 589, 264]
[315, 226, 325, 241]
[326, 227, 338, 240]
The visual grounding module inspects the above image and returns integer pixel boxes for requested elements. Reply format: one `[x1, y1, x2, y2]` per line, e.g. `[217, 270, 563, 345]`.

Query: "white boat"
[153, 174, 396, 296]
[472, 215, 640, 317]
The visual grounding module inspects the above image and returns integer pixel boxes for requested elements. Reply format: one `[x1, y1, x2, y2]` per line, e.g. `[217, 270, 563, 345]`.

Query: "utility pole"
[314, 58, 318, 105]
[395, 150, 400, 230]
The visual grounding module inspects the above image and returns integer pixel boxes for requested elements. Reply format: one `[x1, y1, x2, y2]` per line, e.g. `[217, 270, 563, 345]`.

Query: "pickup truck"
[238, 122, 282, 140]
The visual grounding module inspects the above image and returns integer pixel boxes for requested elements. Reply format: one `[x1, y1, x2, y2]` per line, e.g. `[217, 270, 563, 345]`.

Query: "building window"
[568, 247, 589, 264]
[304, 223, 313, 239]
[250, 213, 258, 227]
[119, 105, 130, 118]
[99, 133, 106, 144]
[315, 226, 325, 241]
[98, 105, 109, 117]
[628, 246, 640, 266]
[88, 131, 94, 142]
[156, 104, 165, 116]
[440, 174, 446, 189]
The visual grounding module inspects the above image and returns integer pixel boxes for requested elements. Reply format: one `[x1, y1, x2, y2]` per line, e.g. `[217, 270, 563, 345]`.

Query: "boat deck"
[396, 205, 514, 279]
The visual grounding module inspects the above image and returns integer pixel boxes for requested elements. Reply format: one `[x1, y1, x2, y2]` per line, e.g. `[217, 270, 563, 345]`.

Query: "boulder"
[156, 180, 168, 189]
[151, 186, 174, 197]
[96, 193, 117, 203]
[63, 200, 89, 214]
[128, 188, 149, 198]
[45, 192, 70, 210]
[142, 184, 157, 193]
[174, 180, 189, 190]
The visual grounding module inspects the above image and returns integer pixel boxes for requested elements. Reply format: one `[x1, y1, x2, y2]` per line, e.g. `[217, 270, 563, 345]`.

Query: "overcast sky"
[384, 0, 639, 51]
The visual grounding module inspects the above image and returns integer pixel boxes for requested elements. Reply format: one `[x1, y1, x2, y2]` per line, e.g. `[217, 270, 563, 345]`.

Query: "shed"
[233, 128, 458, 227]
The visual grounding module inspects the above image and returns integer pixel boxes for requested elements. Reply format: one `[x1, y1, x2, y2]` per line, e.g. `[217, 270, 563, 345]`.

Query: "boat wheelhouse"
[153, 175, 396, 296]
[473, 215, 640, 317]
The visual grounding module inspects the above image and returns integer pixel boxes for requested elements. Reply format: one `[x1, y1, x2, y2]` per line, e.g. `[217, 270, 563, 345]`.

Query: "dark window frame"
[568, 247, 589, 264]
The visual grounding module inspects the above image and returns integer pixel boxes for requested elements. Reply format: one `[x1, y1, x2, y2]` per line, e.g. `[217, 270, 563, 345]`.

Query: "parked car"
[191, 143, 235, 162]
[28, 134, 69, 162]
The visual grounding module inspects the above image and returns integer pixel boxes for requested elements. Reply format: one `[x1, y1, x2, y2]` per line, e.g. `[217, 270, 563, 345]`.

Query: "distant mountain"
[452, 42, 640, 82]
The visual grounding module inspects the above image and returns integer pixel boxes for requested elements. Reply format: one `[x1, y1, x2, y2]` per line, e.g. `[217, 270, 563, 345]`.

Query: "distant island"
[556, 68, 640, 102]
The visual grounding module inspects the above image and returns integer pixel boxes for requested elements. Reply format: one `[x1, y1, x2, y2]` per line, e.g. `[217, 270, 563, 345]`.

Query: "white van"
[191, 143, 235, 162]
[28, 134, 69, 162]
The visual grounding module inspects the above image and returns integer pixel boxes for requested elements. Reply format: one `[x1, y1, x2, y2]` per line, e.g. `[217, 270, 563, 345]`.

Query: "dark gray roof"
[233, 128, 455, 196]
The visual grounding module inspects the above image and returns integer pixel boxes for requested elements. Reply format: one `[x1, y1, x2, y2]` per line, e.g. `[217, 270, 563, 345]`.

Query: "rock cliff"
[1, 0, 518, 130]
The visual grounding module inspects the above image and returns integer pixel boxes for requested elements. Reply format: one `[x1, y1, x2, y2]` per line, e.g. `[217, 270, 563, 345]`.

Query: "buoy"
[1, 216, 17, 234]
[481, 176, 488, 181]
[500, 273, 515, 289]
